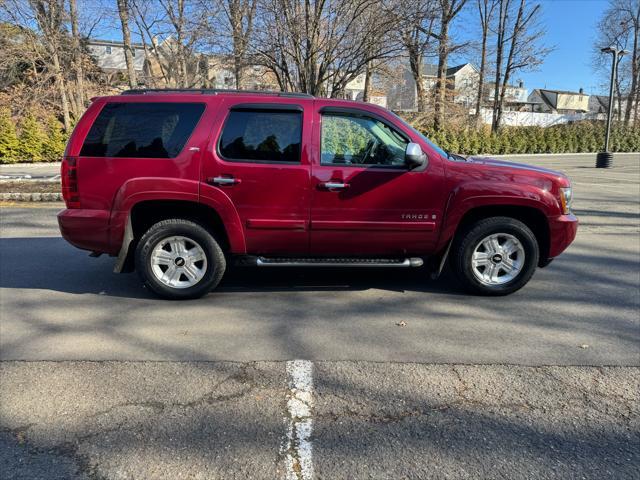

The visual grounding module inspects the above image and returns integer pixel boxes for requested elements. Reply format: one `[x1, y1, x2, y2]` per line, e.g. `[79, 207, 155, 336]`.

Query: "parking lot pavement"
[1, 153, 639, 478]
[1, 154, 638, 365]
[1, 361, 638, 479]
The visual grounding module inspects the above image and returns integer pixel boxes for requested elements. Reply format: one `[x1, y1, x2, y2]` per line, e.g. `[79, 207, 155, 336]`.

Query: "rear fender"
[110, 178, 246, 256]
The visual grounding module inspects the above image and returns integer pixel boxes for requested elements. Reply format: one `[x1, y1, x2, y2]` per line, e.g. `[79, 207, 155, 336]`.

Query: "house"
[483, 81, 529, 111]
[387, 62, 479, 111]
[86, 39, 146, 74]
[588, 94, 637, 121]
[528, 88, 590, 114]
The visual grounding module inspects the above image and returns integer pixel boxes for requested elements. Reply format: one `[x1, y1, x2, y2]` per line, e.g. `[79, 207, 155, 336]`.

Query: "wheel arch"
[116, 199, 236, 273]
[449, 205, 551, 268]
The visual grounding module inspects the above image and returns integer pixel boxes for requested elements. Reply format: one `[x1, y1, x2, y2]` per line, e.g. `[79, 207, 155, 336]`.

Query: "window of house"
[80, 102, 205, 158]
[218, 109, 302, 163]
[320, 114, 408, 167]
[105, 46, 112, 54]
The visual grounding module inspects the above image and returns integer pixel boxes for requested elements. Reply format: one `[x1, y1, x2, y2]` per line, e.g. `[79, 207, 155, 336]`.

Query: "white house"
[387, 62, 480, 111]
[86, 39, 146, 73]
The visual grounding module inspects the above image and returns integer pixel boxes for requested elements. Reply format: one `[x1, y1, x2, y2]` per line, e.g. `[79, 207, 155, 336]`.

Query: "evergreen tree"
[18, 113, 45, 162]
[0, 108, 20, 163]
[42, 116, 67, 161]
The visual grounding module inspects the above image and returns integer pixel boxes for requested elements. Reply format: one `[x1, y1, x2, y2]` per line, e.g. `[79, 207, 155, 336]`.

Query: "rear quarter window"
[80, 102, 205, 158]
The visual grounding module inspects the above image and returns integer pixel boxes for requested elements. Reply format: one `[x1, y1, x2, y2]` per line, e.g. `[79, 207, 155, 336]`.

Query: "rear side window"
[80, 102, 205, 158]
[219, 109, 302, 163]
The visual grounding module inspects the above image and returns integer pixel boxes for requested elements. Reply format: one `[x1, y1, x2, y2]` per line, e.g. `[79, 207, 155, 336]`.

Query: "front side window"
[321, 114, 408, 167]
[219, 109, 302, 163]
[80, 102, 205, 158]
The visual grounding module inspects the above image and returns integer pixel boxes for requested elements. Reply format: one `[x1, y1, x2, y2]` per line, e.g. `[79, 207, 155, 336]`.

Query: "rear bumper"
[57, 208, 115, 254]
[547, 213, 578, 259]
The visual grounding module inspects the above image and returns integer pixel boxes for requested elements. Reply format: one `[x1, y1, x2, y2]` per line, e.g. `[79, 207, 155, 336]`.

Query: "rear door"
[310, 105, 446, 256]
[202, 98, 312, 254]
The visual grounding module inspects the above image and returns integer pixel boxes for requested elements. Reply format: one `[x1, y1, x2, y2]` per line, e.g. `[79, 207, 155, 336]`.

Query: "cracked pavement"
[1, 153, 639, 478]
[1, 362, 638, 479]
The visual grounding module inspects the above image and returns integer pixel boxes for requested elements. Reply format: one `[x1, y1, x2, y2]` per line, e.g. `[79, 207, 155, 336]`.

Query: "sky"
[516, 0, 609, 94]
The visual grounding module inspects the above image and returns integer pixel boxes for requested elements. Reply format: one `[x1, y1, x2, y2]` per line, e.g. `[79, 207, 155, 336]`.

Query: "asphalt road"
[1, 153, 639, 479]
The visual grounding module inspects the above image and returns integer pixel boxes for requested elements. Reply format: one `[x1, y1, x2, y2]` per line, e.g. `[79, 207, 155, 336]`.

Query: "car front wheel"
[451, 216, 539, 295]
[135, 219, 226, 300]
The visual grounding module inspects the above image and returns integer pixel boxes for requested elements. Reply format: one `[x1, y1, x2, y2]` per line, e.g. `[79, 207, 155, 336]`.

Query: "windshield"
[388, 111, 449, 158]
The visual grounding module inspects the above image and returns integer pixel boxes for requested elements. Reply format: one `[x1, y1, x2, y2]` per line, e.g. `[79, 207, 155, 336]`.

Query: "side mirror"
[405, 142, 428, 170]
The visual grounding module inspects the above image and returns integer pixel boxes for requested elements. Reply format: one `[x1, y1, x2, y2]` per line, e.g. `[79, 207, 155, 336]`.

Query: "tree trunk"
[51, 49, 71, 131]
[362, 61, 372, 102]
[68, 0, 85, 116]
[434, 13, 449, 130]
[409, 52, 426, 112]
[491, 0, 506, 133]
[475, 0, 491, 127]
[624, 17, 638, 125]
[117, 0, 137, 88]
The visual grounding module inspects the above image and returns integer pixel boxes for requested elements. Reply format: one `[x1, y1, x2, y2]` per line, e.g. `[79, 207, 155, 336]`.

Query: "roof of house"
[422, 63, 474, 77]
[535, 88, 586, 96]
[87, 38, 145, 49]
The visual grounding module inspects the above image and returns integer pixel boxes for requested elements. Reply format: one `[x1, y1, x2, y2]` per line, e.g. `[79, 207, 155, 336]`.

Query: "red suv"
[58, 89, 577, 299]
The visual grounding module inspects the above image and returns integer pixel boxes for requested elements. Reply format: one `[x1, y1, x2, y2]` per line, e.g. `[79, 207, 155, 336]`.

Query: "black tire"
[450, 216, 539, 296]
[135, 219, 226, 300]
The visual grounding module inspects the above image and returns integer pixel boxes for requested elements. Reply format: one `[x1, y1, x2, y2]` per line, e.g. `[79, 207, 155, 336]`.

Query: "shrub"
[0, 108, 20, 163]
[0, 110, 19, 162]
[42, 116, 67, 162]
[18, 113, 46, 162]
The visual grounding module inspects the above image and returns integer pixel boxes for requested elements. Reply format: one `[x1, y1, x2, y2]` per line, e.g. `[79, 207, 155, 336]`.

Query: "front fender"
[437, 181, 558, 250]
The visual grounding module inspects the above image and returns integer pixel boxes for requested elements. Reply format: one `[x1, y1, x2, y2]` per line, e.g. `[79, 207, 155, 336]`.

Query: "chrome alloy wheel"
[471, 233, 525, 286]
[150, 236, 208, 289]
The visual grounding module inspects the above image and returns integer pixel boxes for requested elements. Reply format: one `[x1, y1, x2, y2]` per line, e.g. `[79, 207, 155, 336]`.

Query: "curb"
[0, 192, 63, 202]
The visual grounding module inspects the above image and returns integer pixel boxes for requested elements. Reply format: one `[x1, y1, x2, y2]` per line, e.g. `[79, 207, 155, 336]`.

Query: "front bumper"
[547, 213, 578, 259]
[58, 208, 114, 254]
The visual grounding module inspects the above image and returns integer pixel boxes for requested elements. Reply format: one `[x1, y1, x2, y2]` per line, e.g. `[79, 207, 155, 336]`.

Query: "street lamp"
[596, 46, 628, 168]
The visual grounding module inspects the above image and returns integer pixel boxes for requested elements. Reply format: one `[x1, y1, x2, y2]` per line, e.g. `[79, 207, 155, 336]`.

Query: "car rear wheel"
[450, 216, 539, 295]
[135, 219, 226, 300]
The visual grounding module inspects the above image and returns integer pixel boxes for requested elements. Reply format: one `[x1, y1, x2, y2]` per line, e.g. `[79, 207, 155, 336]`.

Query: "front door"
[202, 98, 312, 254]
[310, 106, 446, 256]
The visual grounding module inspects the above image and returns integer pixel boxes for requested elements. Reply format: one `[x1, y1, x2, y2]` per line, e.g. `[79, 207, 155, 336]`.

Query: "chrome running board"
[254, 257, 424, 268]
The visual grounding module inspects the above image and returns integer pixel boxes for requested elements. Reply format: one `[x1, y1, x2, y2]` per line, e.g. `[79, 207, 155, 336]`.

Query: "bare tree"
[595, 0, 640, 125]
[254, 0, 398, 96]
[474, 0, 498, 126]
[491, 0, 549, 132]
[220, 0, 257, 88]
[392, 0, 439, 112]
[433, 0, 468, 130]
[117, 0, 138, 88]
[28, 0, 71, 130]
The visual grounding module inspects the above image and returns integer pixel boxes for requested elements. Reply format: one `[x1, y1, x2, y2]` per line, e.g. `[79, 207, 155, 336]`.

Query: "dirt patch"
[0, 181, 60, 193]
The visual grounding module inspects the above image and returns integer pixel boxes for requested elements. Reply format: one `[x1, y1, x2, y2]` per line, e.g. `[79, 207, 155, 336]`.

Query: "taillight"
[61, 156, 80, 208]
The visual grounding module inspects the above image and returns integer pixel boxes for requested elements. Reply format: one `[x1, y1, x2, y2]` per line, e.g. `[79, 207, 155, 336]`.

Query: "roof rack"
[120, 88, 314, 98]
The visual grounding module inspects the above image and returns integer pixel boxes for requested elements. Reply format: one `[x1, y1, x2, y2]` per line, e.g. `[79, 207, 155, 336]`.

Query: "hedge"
[417, 122, 640, 156]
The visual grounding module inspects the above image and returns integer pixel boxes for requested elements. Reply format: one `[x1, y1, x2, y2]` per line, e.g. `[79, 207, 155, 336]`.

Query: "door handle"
[208, 176, 240, 186]
[321, 182, 349, 190]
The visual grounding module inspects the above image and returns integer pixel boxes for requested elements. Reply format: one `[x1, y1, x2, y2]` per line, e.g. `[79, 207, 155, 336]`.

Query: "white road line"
[283, 360, 314, 480]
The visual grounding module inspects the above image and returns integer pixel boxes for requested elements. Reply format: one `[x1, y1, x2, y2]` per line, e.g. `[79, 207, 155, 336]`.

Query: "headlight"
[559, 187, 572, 214]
